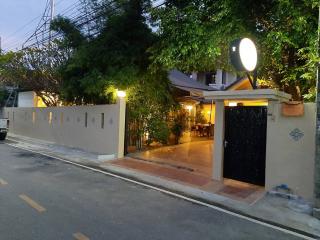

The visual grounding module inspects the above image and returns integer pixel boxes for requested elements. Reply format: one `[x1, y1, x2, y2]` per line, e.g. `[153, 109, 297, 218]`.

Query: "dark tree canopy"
[151, 0, 319, 100]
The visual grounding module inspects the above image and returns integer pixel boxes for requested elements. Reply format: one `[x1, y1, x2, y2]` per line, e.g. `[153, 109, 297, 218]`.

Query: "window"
[205, 72, 215, 85]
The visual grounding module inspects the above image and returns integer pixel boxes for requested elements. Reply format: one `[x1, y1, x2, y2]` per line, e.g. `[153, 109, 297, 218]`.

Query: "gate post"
[213, 100, 225, 181]
[117, 97, 126, 159]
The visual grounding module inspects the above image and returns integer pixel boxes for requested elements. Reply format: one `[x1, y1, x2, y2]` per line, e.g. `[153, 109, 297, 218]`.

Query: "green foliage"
[170, 109, 188, 144]
[54, 0, 157, 104]
[51, 16, 86, 48]
[256, 0, 319, 101]
[151, 0, 319, 100]
[145, 118, 170, 145]
[0, 88, 8, 107]
[127, 69, 176, 146]
[0, 44, 68, 106]
[52, 0, 177, 145]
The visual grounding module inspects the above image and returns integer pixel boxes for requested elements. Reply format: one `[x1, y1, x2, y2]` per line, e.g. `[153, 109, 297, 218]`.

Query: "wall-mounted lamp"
[117, 90, 126, 98]
[230, 38, 258, 88]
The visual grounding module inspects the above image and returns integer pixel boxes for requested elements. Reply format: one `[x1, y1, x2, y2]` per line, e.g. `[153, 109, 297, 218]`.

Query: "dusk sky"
[0, 0, 163, 52]
[0, 0, 79, 51]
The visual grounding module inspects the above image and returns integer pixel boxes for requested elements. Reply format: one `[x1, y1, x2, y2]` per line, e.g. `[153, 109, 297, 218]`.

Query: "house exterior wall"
[4, 100, 126, 158]
[202, 104, 215, 124]
[215, 70, 237, 85]
[18, 91, 46, 107]
[266, 102, 315, 200]
[18, 91, 36, 107]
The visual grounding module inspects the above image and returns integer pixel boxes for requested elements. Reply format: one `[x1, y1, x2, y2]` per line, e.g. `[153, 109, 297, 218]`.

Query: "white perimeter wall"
[266, 102, 315, 200]
[4, 100, 125, 157]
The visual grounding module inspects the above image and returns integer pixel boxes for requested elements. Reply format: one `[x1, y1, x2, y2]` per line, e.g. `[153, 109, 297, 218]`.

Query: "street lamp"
[230, 38, 258, 89]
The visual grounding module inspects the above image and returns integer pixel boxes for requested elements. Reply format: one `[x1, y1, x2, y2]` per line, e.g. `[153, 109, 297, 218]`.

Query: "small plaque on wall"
[281, 101, 304, 117]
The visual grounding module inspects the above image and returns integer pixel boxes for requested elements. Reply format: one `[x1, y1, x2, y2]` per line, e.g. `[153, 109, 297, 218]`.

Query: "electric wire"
[15, 0, 166, 50]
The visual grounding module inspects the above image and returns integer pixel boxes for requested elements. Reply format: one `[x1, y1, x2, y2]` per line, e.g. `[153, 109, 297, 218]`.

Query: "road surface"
[0, 141, 310, 240]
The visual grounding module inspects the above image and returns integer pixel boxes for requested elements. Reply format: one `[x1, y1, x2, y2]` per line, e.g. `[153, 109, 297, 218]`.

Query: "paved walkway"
[129, 140, 213, 177]
[109, 157, 264, 205]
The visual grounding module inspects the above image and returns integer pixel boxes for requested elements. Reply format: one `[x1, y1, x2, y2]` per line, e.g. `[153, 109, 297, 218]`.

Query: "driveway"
[130, 140, 213, 177]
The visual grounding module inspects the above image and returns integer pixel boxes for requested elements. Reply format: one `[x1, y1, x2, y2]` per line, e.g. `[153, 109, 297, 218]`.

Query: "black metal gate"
[223, 106, 267, 186]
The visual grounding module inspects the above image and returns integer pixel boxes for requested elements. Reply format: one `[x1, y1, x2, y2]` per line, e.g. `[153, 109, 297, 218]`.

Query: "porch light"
[117, 90, 126, 98]
[230, 38, 257, 72]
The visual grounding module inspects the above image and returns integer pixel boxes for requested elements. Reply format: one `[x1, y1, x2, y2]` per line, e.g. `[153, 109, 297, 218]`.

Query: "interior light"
[229, 102, 237, 107]
[186, 105, 193, 111]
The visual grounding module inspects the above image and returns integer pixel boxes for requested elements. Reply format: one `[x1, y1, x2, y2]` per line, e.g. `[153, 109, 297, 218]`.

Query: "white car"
[0, 118, 9, 140]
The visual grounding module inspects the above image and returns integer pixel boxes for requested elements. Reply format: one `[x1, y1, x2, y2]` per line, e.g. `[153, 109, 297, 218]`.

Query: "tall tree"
[0, 43, 68, 106]
[51, 0, 157, 104]
[51, 0, 177, 146]
[150, 0, 319, 100]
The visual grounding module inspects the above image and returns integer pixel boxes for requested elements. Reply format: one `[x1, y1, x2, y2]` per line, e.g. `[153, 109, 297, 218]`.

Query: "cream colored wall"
[266, 102, 315, 200]
[213, 100, 224, 180]
[5, 101, 126, 157]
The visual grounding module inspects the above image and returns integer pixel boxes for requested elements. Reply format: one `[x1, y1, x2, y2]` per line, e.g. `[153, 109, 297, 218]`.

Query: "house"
[168, 69, 253, 142]
[17, 91, 46, 108]
[140, 70, 315, 200]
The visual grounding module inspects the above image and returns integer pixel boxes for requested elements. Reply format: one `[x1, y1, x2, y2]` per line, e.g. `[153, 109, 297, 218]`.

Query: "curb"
[5, 138, 320, 239]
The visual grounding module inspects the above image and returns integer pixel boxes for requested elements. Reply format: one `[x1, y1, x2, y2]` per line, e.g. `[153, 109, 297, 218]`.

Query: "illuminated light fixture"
[117, 90, 126, 98]
[207, 111, 211, 114]
[230, 38, 258, 89]
[229, 102, 237, 107]
[230, 38, 257, 72]
[186, 105, 193, 111]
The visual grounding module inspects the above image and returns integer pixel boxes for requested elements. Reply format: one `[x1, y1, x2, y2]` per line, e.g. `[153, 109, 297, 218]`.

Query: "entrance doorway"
[223, 106, 267, 186]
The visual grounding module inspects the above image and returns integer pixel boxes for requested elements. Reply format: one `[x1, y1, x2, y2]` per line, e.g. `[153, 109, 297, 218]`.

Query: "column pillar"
[117, 97, 126, 159]
[213, 100, 225, 181]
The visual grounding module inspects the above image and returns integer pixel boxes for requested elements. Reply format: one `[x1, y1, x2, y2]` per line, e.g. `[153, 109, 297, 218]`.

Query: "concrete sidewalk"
[5, 134, 320, 238]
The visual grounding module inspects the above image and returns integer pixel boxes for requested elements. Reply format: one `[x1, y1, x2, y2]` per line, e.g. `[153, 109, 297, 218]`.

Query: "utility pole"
[0, 36, 2, 54]
[313, 3, 320, 219]
[48, 0, 55, 45]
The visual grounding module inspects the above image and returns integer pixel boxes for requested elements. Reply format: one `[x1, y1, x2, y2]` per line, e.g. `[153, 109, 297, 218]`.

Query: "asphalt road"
[0, 141, 310, 240]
